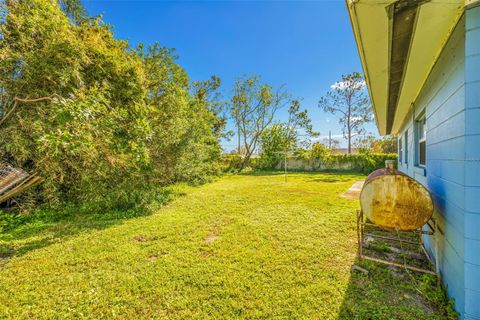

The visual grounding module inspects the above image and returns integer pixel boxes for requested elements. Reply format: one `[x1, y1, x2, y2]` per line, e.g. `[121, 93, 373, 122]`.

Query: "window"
[404, 130, 408, 165]
[417, 115, 427, 167]
[398, 136, 403, 163]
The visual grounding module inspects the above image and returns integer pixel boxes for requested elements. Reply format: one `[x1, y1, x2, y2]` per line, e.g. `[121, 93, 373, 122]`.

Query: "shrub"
[0, 1, 223, 211]
[253, 151, 397, 175]
[322, 153, 398, 174]
[220, 154, 244, 172]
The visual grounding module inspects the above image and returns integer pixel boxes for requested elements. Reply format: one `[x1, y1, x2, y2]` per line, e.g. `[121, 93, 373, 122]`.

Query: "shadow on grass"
[338, 256, 456, 319]
[0, 188, 187, 263]
[237, 170, 286, 176]
[306, 174, 364, 183]
[240, 170, 366, 179]
[338, 223, 457, 319]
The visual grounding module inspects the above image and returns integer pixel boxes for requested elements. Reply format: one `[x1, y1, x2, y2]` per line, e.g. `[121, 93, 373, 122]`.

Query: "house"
[347, 1, 480, 319]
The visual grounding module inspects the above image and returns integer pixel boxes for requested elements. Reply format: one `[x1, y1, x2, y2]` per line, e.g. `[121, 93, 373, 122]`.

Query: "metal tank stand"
[356, 209, 439, 276]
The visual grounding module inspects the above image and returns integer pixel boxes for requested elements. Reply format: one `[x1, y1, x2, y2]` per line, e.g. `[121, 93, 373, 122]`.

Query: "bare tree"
[230, 75, 290, 169]
[318, 72, 371, 154]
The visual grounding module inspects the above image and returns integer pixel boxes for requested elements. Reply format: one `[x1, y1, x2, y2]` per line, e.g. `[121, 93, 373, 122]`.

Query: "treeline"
[0, 0, 383, 214]
[0, 0, 225, 210]
[223, 145, 397, 174]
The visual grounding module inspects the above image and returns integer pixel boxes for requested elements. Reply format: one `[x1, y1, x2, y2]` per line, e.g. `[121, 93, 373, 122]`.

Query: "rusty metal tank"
[359, 160, 434, 231]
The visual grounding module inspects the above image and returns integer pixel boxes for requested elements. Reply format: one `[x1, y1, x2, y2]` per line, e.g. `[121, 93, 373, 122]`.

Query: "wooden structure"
[0, 162, 43, 203]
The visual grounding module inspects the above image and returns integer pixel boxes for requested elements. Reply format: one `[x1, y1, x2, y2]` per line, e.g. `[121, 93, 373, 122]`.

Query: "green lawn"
[0, 173, 451, 319]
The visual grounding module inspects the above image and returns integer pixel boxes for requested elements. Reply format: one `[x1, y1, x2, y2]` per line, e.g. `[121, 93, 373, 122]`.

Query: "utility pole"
[329, 130, 332, 149]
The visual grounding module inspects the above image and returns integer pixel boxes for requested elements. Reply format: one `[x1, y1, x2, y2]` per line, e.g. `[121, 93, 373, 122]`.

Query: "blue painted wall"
[397, 6, 480, 319]
[464, 5, 480, 320]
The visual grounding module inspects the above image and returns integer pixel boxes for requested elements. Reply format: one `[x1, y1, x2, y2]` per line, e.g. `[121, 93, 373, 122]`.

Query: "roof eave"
[347, 0, 467, 136]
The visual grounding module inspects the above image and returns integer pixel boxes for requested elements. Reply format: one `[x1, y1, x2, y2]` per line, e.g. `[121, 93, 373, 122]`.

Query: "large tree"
[229, 76, 290, 169]
[136, 43, 226, 184]
[318, 72, 371, 154]
[0, 0, 224, 208]
[0, 0, 149, 204]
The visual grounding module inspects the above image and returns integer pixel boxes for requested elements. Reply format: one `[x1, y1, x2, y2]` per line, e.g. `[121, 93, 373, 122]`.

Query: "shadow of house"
[337, 258, 449, 320]
[338, 222, 455, 319]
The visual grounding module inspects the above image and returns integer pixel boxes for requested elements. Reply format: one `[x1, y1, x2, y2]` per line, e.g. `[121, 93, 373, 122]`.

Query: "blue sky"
[83, 0, 379, 150]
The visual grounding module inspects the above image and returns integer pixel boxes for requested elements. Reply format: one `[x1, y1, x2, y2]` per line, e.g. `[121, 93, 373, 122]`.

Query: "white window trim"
[404, 130, 408, 166]
[416, 114, 427, 168]
[399, 136, 403, 164]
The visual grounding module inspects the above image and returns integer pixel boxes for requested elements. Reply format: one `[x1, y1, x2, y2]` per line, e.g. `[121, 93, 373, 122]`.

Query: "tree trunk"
[347, 128, 352, 154]
[240, 136, 259, 170]
[236, 115, 241, 155]
[240, 154, 251, 170]
[347, 92, 352, 154]
[237, 127, 241, 154]
[347, 124, 352, 154]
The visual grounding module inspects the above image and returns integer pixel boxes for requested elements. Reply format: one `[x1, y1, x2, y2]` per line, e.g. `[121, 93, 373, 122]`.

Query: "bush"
[322, 153, 398, 174]
[220, 154, 260, 173]
[254, 151, 397, 175]
[0, 1, 223, 211]
[220, 154, 243, 172]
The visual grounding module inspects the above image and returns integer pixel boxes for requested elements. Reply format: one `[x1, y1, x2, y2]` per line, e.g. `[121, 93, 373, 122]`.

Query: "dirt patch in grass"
[133, 235, 148, 243]
[205, 231, 218, 244]
[146, 254, 158, 262]
[198, 250, 211, 258]
[205, 218, 232, 244]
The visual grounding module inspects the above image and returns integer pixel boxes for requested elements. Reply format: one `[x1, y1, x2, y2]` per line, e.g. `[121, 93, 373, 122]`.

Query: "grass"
[0, 172, 453, 319]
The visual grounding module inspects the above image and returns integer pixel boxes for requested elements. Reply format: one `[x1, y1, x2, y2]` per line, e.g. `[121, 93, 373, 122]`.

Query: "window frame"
[404, 130, 408, 165]
[416, 114, 427, 168]
[398, 136, 403, 163]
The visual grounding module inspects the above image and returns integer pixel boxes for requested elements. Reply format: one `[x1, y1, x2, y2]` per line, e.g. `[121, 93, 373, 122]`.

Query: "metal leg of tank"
[356, 210, 363, 258]
[356, 209, 437, 276]
[362, 231, 421, 245]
